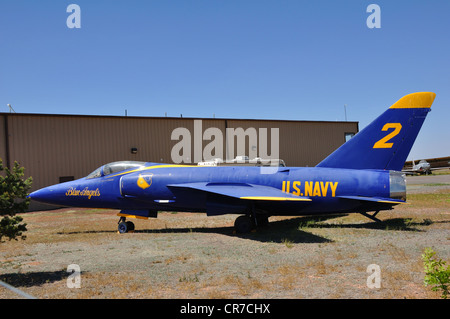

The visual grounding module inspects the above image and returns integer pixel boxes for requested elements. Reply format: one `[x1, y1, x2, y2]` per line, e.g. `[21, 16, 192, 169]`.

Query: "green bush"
[0, 159, 33, 241]
[422, 247, 450, 299]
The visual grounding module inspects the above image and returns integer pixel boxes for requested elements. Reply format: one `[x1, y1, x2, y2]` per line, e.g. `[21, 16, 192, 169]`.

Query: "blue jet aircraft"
[29, 92, 436, 233]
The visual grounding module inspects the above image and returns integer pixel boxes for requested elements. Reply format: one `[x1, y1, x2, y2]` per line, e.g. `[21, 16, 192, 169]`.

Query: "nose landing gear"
[118, 216, 135, 233]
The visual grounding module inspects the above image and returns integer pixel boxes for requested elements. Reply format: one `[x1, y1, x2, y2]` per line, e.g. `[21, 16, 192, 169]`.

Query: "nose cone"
[28, 181, 105, 208]
[29, 187, 60, 204]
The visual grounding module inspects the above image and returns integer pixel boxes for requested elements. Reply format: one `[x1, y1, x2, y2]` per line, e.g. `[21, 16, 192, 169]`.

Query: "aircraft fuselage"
[30, 164, 404, 217]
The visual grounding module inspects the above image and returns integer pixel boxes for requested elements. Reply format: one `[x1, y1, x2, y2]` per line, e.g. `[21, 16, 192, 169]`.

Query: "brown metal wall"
[226, 119, 358, 167]
[0, 115, 6, 165]
[1, 113, 358, 193]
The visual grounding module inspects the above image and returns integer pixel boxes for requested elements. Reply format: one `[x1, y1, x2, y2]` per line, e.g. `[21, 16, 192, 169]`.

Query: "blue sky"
[1, 0, 449, 160]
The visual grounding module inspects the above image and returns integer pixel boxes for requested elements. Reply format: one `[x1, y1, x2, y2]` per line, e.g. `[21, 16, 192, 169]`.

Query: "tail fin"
[316, 92, 436, 171]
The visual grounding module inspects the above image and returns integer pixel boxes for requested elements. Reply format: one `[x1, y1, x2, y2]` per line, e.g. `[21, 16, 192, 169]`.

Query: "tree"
[0, 159, 32, 241]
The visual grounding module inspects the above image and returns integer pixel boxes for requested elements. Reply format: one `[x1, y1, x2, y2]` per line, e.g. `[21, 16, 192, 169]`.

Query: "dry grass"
[1, 178, 449, 299]
[407, 190, 450, 209]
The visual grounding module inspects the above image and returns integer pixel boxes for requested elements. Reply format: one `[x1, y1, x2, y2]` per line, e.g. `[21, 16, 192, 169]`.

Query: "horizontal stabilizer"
[168, 182, 311, 202]
[338, 195, 407, 205]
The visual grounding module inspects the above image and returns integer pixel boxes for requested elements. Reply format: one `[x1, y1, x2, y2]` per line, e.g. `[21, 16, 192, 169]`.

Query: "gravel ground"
[406, 173, 450, 194]
[1, 174, 449, 299]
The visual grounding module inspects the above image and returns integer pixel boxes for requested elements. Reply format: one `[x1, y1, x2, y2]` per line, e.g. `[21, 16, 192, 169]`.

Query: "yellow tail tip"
[390, 92, 436, 109]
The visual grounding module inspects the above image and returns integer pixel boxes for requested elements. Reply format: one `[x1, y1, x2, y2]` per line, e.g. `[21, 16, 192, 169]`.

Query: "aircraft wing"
[337, 195, 407, 205]
[401, 169, 418, 175]
[430, 167, 449, 171]
[167, 182, 312, 201]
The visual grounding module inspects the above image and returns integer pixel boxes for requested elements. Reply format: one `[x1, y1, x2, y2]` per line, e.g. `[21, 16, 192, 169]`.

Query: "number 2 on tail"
[373, 123, 402, 149]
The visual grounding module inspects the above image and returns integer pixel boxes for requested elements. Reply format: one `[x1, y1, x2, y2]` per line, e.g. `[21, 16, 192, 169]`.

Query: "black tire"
[234, 215, 254, 233]
[256, 214, 269, 227]
[126, 221, 135, 231]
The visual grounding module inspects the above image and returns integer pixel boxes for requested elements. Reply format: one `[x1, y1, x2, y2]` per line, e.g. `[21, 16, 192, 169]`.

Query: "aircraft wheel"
[234, 215, 254, 233]
[118, 222, 128, 233]
[256, 214, 269, 227]
[126, 221, 135, 232]
[118, 221, 135, 233]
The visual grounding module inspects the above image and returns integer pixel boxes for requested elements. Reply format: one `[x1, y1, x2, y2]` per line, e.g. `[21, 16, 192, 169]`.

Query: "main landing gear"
[118, 216, 135, 233]
[116, 212, 268, 234]
[234, 213, 269, 233]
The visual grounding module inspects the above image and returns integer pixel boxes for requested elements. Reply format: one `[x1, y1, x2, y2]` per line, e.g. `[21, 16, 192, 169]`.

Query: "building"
[0, 112, 358, 209]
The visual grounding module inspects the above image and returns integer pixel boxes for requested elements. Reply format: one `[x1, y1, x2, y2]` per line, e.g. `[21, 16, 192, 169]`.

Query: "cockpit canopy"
[86, 161, 146, 179]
